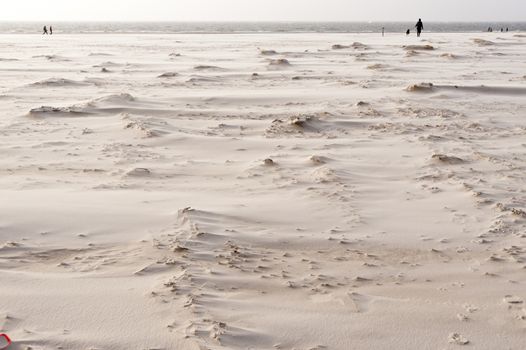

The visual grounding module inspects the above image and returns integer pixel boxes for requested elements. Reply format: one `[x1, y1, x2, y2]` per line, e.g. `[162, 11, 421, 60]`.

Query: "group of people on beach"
[383, 18, 424, 37]
[487, 27, 508, 32]
[405, 18, 424, 37]
[43, 26, 53, 35]
[384, 19, 512, 37]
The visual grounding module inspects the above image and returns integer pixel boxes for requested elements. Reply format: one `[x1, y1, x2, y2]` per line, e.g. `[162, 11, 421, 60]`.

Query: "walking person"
[50, 26, 53, 35]
[43, 26, 48, 35]
[415, 18, 424, 37]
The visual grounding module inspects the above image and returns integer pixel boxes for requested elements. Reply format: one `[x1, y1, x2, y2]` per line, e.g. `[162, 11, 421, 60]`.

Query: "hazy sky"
[1, 0, 525, 22]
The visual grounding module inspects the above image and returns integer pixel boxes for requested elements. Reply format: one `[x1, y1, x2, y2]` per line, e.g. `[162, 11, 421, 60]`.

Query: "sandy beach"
[0, 31, 525, 349]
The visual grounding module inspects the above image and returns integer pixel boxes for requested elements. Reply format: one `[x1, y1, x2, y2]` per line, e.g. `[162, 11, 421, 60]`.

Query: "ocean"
[0, 21, 524, 34]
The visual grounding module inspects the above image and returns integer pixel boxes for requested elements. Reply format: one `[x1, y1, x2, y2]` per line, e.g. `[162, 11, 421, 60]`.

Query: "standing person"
[382, 27, 385, 37]
[415, 18, 424, 37]
[406, 29, 410, 35]
[43, 26, 48, 35]
[50, 26, 53, 35]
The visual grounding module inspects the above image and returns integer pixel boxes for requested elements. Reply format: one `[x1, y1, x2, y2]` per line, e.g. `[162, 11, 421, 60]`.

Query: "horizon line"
[0, 20, 525, 24]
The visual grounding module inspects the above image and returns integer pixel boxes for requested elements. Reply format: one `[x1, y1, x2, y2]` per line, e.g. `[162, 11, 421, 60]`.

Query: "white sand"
[0, 32, 525, 349]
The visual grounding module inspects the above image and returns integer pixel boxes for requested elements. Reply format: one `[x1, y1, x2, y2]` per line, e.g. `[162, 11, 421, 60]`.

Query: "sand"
[0, 31, 525, 349]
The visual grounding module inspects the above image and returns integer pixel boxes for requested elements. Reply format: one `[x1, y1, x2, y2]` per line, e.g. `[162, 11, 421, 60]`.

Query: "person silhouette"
[43, 26, 48, 35]
[415, 18, 424, 37]
[406, 29, 410, 35]
[50, 26, 53, 35]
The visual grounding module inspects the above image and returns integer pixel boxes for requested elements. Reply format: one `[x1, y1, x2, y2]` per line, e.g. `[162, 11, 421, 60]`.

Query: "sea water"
[0, 21, 524, 34]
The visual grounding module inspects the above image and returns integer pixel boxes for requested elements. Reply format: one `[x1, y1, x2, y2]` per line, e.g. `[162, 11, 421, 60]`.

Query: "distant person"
[382, 27, 385, 37]
[50, 26, 53, 35]
[43, 26, 48, 35]
[506, 27, 509, 32]
[415, 18, 424, 37]
[501, 28, 504, 32]
[406, 29, 410, 35]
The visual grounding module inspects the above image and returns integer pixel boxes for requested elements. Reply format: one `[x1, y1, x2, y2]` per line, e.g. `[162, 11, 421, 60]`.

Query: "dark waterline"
[1, 21, 525, 34]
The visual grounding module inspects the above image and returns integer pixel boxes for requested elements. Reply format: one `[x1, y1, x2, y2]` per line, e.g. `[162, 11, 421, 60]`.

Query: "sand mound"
[309, 155, 330, 165]
[126, 168, 151, 177]
[30, 78, 87, 87]
[398, 107, 463, 119]
[122, 114, 161, 138]
[264, 113, 350, 138]
[88, 52, 113, 57]
[260, 49, 278, 55]
[405, 50, 420, 57]
[311, 166, 339, 183]
[32, 54, 70, 61]
[403, 45, 434, 51]
[30, 93, 138, 117]
[186, 76, 222, 83]
[352, 42, 368, 49]
[448, 333, 469, 345]
[432, 154, 465, 165]
[28, 106, 87, 117]
[503, 295, 524, 304]
[263, 158, 276, 166]
[266, 115, 325, 136]
[93, 61, 122, 68]
[289, 115, 319, 129]
[406, 83, 434, 92]
[333, 42, 367, 50]
[157, 72, 178, 78]
[268, 58, 291, 66]
[367, 63, 388, 70]
[0, 241, 22, 250]
[194, 65, 224, 71]
[440, 53, 459, 59]
[472, 38, 495, 46]
[91, 93, 136, 104]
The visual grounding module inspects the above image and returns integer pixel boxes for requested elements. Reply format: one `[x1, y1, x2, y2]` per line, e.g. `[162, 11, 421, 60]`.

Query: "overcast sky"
[1, 0, 525, 22]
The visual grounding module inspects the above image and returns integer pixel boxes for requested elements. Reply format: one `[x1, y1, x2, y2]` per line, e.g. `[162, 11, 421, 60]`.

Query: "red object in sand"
[0, 334, 11, 349]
